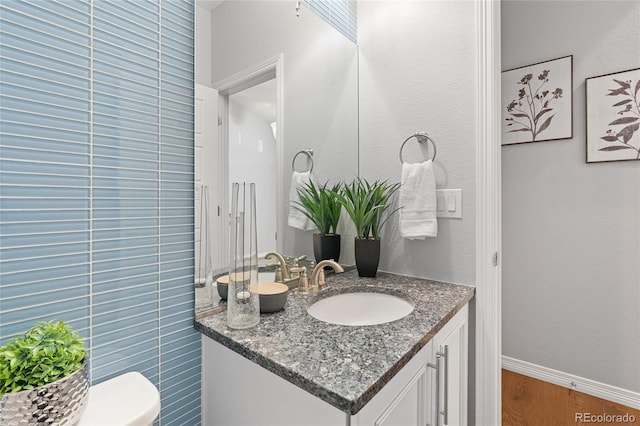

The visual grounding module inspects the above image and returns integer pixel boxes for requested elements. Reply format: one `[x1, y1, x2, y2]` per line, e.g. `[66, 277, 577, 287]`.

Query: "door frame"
[475, 0, 501, 425]
[213, 54, 285, 261]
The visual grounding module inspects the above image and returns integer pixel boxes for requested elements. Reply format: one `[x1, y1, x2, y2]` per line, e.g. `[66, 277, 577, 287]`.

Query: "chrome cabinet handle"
[441, 345, 449, 425]
[428, 345, 449, 426]
[427, 358, 439, 426]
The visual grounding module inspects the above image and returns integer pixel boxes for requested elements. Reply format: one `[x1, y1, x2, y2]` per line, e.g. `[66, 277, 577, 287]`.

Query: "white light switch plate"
[436, 189, 462, 218]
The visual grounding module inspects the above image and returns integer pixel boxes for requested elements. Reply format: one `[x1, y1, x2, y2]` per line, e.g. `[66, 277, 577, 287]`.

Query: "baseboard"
[502, 356, 640, 410]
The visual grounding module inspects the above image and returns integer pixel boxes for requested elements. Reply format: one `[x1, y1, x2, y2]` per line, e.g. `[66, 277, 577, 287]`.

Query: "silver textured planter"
[0, 363, 88, 426]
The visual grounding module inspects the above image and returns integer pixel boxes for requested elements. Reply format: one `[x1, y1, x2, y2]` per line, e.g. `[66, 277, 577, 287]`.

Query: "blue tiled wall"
[0, 1, 200, 424]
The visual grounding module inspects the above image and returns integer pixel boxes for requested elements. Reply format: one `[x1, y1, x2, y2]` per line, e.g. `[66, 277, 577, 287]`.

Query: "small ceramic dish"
[258, 282, 289, 313]
[215, 272, 250, 300]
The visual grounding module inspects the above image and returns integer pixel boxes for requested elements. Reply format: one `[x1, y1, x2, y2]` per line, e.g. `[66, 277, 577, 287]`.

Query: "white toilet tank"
[78, 372, 160, 426]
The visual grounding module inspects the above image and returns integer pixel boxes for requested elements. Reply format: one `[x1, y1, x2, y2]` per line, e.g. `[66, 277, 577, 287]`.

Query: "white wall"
[195, 4, 212, 86]
[209, 1, 359, 262]
[229, 97, 278, 256]
[358, 1, 477, 285]
[502, 1, 640, 393]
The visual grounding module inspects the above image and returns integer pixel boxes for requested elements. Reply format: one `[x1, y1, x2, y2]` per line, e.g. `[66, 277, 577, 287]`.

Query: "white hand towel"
[288, 171, 315, 231]
[400, 160, 437, 239]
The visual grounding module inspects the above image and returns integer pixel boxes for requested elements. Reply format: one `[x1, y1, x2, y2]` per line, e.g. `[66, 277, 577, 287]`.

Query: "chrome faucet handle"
[310, 260, 344, 292]
[290, 266, 310, 293]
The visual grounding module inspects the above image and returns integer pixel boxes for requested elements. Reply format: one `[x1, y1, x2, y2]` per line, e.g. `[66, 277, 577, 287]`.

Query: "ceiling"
[197, 1, 276, 123]
[196, 0, 224, 11]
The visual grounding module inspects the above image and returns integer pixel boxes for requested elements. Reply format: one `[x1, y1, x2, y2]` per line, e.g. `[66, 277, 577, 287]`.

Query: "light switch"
[447, 195, 456, 212]
[436, 192, 446, 212]
[436, 189, 462, 218]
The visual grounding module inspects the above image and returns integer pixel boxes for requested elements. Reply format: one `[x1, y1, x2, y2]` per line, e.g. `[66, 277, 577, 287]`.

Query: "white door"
[195, 84, 223, 274]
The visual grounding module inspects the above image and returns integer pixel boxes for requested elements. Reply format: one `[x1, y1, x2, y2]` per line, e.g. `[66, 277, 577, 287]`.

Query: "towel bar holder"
[292, 149, 314, 173]
[399, 132, 437, 164]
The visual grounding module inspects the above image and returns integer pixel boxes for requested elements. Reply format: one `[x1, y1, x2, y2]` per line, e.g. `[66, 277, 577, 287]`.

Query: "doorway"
[214, 55, 284, 265]
[228, 79, 278, 257]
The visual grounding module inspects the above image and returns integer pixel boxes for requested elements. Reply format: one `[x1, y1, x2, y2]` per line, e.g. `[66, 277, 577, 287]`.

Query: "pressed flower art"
[586, 67, 640, 163]
[502, 55, 573, 145]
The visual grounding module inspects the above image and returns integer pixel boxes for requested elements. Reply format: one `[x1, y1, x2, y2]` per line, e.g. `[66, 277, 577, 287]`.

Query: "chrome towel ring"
[399, 132, 437, 164]
[292, 149, 314, 173]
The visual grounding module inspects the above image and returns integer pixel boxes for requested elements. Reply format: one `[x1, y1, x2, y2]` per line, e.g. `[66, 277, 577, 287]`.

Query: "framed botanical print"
[502, 55, 573, 145]
[585, 67, 640, 163]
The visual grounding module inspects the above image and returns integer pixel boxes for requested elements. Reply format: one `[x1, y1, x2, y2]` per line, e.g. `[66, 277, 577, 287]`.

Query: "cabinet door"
[202, 336, 345, 426]
[352, 342, 432, 426]
[429, 305, 468, 426]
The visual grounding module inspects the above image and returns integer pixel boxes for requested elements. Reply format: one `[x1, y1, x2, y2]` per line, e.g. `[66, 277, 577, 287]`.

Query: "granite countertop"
[195, 269, 475, 415]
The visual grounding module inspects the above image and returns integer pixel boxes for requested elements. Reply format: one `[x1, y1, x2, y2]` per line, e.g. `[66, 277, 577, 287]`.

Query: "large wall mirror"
[195, 1, 359, 313]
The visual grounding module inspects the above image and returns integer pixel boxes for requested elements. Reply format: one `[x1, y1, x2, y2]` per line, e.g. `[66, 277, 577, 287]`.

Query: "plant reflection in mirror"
[599, 77, 640, 159]
[505, 69, 563, 141]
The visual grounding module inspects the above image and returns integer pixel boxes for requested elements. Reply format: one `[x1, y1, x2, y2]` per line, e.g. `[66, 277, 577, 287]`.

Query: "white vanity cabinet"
[351, 340, 433, 426]
[429, 303, 468, 426]
[352, 304, 468, 426]
[202, 304, 468, 426]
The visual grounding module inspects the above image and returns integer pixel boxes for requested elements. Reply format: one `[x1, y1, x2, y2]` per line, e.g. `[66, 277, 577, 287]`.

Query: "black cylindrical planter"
[354, 237, 380, 277]
[313, 233, 341, 264]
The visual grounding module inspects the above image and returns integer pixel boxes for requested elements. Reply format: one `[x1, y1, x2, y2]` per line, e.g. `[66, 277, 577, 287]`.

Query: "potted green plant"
[0, 321, 88, 425]
[294, 180, 342, 264]
[336, 178, 400, 277]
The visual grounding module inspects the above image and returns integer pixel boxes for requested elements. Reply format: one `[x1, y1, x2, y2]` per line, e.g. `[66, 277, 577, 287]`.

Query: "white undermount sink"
[307, 291, 414, 326]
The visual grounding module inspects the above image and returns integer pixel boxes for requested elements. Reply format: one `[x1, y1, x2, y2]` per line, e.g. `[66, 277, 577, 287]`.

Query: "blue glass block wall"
[0, 1, 200, 424]
[301, 0, 357, 43]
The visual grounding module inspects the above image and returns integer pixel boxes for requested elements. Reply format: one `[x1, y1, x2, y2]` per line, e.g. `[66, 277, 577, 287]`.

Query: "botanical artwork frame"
[501, 55, 573, 145]
[585, 67, 640, 163]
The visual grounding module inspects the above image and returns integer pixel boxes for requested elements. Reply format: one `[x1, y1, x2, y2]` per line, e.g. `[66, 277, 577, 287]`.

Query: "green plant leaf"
[293, 180, 342, 234]
[0, 321, 86, 396]
[336, 178, 399, 239]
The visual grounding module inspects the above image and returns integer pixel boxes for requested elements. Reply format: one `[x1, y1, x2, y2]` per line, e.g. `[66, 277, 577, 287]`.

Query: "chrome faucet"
[309, 260, 344, 292]
[264, 251, 291, 281]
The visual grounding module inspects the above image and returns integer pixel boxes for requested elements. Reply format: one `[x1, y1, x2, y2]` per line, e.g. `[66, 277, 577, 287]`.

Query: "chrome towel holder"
[292, 149, 314, 173]
[399, 132, 437, 164]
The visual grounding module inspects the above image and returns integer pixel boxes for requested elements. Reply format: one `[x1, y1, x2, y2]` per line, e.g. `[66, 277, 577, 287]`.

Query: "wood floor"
[502, 369, 640, 426]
